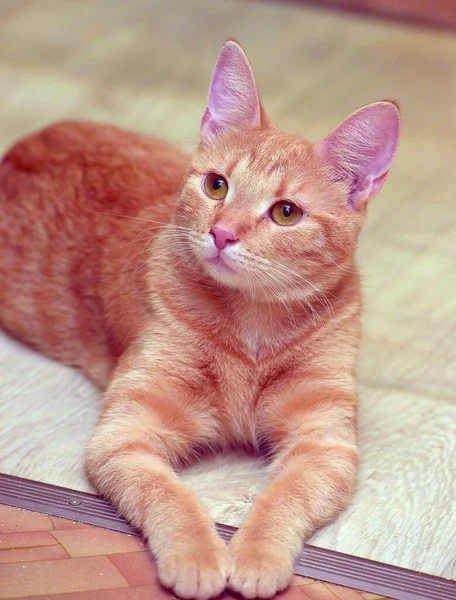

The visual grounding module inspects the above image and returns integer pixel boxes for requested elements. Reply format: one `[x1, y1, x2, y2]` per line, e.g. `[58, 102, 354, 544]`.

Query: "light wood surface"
[0, 0, 455, 580]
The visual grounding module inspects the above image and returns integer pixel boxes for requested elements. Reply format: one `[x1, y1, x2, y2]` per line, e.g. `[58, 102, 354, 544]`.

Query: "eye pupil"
[213, 178, 224, 191]
[282, 204, 293, 218]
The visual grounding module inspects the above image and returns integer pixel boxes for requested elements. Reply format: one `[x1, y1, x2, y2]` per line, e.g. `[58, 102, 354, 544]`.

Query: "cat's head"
[176, 40, 400, 302]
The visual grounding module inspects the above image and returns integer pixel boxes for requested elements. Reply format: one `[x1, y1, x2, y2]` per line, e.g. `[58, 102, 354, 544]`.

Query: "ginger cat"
[0, 40, 400, 599]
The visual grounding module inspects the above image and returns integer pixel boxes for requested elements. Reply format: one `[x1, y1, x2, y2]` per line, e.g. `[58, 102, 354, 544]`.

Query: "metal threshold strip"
[0, 473, 454, 600]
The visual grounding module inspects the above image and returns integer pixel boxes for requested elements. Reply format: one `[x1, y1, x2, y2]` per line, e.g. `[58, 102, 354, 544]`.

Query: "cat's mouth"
[192, 236, 245, 286]
[207, 251, 237, 274]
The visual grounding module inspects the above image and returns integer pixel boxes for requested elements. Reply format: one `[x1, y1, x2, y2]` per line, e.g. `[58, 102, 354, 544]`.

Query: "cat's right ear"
[200, 40, 262, 142]
[315, 101, 401, 210]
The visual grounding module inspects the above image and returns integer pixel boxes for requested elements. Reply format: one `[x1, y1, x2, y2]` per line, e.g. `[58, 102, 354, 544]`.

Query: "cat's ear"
[315, 101, 400, 210]
[200, 39, 261, 142]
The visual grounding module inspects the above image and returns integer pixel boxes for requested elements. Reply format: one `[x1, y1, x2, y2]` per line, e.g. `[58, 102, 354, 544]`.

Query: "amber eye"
[203, 173, 228, 200]
[270, 201, 304, 226]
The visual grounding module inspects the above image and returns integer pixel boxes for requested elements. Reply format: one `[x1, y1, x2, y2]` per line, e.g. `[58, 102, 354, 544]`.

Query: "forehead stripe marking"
[226, 157, 240, 179]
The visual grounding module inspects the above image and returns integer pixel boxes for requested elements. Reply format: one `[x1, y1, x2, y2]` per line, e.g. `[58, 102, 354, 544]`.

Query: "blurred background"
[0, 0, 455, 582]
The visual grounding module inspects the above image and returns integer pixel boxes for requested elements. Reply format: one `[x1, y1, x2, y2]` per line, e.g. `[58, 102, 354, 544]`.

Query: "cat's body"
[0, 122, 189, 387]
[0, 41, 399, 600]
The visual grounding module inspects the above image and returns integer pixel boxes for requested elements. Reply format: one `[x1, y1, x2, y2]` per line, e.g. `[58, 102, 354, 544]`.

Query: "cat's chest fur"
[205, 322, 298, 446]
[235, 302, 298, 362]
[209, 346, 294, 447]
[153, 287, 302, 445]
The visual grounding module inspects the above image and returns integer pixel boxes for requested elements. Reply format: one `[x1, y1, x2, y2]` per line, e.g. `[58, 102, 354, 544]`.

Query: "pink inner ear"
[315, 101, 401, 209]
[201, 40, 261, 142]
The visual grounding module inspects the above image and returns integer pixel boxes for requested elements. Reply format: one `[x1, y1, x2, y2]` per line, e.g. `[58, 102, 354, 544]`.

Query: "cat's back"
[1, 120, 189, 207]
[0, 121, 190, 384]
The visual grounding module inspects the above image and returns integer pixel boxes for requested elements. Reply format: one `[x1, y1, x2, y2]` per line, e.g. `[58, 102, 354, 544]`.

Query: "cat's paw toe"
[228, 534, 293, 599]
[155, 535, 229, 600]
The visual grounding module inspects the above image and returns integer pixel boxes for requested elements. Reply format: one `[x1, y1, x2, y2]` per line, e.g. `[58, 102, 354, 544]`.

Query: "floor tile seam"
[47, 529, 129, 558]
[103, 553, 136, 589]
[0, 526, 53, 534]
[0, 542, 60, 551]
[0, 552, 136, 574]
[323, 580, 359, 599]
[49, 529, 147, 553]
[0, 551, 71, 563]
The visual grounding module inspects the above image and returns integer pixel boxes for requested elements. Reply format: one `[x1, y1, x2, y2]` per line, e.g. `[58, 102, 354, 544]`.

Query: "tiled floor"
[0, 505, 389, 600]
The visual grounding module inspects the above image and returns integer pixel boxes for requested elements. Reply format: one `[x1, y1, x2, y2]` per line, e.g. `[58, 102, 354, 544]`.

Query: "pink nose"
[210, 226, 238, 251]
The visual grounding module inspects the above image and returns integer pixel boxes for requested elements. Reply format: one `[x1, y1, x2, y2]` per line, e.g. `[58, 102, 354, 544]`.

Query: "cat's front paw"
[154, 532, 229, 600]
[228, 531, 294, 599]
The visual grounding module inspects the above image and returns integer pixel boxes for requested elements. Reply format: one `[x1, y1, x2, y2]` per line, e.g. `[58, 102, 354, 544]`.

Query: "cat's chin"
[200, 256, 273, 299]
[204, 255, 245, 288]
[197, 252, 255, 293]
[196, 247, 260, 295]
[208, 253, 237, 273]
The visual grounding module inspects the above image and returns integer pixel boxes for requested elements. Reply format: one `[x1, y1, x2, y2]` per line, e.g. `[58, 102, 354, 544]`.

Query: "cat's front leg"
[85, 370, 227, 600]
[228, 380, 359, 599]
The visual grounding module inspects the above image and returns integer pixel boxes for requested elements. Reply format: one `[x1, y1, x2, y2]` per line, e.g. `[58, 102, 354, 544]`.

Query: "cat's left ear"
[200, 39, 262, 142]
[315, 101, 401, 210]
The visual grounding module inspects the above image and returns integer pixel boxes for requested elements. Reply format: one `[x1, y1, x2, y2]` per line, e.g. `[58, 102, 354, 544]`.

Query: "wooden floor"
[0, 0, 455, 581]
